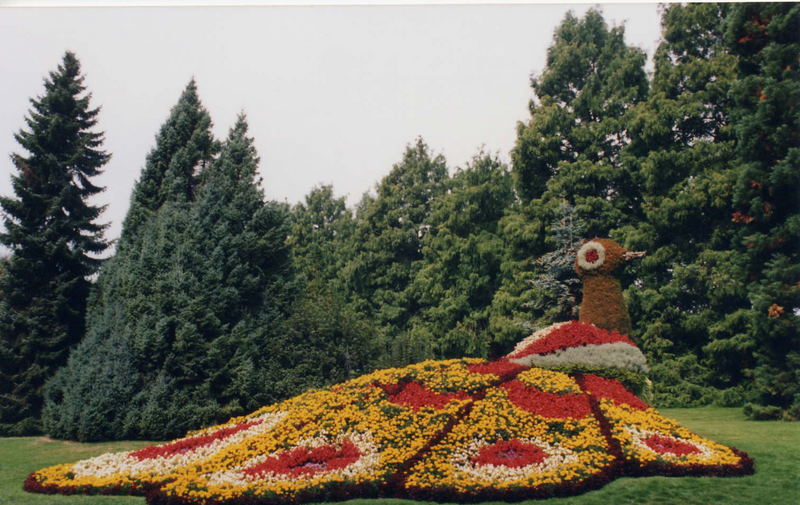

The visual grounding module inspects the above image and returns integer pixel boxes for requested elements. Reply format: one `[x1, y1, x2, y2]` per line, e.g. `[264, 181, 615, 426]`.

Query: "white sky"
[0, 2, 662, 245]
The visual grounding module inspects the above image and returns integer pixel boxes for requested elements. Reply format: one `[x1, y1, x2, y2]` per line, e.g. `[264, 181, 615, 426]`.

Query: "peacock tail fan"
[26, 355, 753, 504]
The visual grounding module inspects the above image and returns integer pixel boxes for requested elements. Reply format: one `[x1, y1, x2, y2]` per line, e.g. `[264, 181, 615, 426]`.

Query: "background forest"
[0, 2, 797, 440]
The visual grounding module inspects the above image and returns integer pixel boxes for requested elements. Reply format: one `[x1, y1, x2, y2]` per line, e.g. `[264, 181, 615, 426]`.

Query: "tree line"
[1, 3, 797, 439]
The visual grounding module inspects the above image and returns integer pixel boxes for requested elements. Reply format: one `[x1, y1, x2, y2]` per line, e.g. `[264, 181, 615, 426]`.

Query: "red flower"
[501, 380, 593, 419]
[472, 439, 548, 468]
[644, 434, 701, 457]
[581, 375, 649, 411]
[731, 211, 754, 224]
[130, 420, 262, 461]
[243, 439, 361, 478]
[378, 381, 470, 411]
[467, 359, 526, 379]
[509, 321, 636, 359]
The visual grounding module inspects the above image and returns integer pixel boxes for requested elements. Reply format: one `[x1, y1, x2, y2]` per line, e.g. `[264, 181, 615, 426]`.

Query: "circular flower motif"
[450, 437, 579, 484]
[206, 431, 381, 488]
[577, 241, 606, 271]
[627, 427, 712, 460]
[243, 438, 362, 478]
[471, 439, 547, 468]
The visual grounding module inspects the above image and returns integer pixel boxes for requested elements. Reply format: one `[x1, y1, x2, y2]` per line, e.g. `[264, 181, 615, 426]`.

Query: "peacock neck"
[579, 274, 633, 336]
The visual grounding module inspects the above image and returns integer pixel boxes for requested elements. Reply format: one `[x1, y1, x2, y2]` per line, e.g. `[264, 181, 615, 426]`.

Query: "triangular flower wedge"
[26, 322, 753, 505]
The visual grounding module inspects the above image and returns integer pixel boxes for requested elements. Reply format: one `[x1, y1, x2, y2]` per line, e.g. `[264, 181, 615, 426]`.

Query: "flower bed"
[26, 345, 753, 504]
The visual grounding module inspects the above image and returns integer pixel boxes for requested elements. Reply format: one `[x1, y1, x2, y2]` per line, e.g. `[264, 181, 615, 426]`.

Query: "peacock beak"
[623, 250, 646, 261]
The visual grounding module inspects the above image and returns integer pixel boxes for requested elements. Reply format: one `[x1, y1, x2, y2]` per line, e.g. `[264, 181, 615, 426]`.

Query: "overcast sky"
[0, 2, 662, 245]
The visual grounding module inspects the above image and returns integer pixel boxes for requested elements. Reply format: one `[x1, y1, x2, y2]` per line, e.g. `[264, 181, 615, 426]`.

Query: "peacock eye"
[577, 241, 606, 271]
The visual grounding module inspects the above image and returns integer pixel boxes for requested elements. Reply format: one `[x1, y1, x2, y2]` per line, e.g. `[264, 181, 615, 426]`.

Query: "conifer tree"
[287, 186, 377, 382]
[524, 202, 587, 329]
[0, 52, 109, 435]
[43, 82, 219, 440]
[618, 3, 744, 407]
[511, 8, 648, 235]
[724, 2, 800, 419]
[408, 152, 514, 359]
[341, 138, 448, 365]
[289, 185, 354, 286]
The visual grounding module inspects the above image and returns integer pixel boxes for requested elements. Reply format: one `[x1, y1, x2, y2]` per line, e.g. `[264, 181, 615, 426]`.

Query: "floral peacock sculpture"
[25, 239, 754, 504]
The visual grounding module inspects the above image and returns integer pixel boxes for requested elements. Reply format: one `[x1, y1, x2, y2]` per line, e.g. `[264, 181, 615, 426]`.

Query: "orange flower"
[768, 304, 785, 318]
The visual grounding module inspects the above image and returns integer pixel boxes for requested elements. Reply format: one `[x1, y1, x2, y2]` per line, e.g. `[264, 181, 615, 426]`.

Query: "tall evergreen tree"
[511, 8, 648, 235]
[619, 3, 744, 407]
[289, 185, 354, 286]
[408, 151, 514, 359]
[120, 79, 216, 245]
[724, 2, 800, 419]
[44, 96, 302, 440]
[341, 138, 448, 365]
[43, 83, 224, 441]
[0, 52, 109, 435]
[287, 186, 377, 383]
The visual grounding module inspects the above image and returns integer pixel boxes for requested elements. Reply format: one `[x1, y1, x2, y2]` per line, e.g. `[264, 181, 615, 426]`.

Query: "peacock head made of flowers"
[508, 238, 648, 374]
[25, 238, 753, 505]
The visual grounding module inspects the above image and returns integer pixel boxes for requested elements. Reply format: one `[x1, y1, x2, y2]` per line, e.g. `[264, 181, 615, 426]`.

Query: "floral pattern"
[25, 333, 753, 504]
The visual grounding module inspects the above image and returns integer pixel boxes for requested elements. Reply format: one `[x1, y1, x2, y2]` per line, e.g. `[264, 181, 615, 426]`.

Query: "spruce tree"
[524, 202, 587, 329]
[43, 81, 218, 440]
[0, 52, 109, 435]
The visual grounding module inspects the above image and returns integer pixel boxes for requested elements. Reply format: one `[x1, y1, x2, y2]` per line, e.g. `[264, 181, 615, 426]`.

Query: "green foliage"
[512, 8, 648, 236]
[287, 185, 378, 387]
[742, 402, 783, 421]
[0, 52, 109, 435]
[408, 151, 514, 359]
[524, 202, 587, 329]
[43, 101, 297, 440]
[723, 2, 800, 418]
[340, 138, 449, 366]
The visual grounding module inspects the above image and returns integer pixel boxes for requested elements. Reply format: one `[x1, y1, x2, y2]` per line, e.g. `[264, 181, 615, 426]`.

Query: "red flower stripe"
[130, 420, 262, 461]
[466, 359, 526, 380]
[471, 439, 548, 468]
[580, 374, 649, 411]
[501, 380, 593, 419]
[509, 321, 636, 359]
[378, 381, 470, 412]
[644, 434, 702, 456]
[244, 439, 361, 478]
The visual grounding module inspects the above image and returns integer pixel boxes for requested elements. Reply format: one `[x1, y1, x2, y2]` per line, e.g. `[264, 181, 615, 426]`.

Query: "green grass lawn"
[1, 407, 797, 505]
